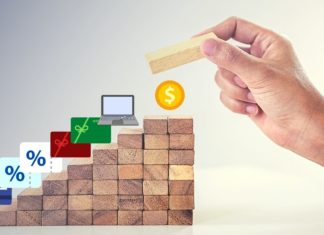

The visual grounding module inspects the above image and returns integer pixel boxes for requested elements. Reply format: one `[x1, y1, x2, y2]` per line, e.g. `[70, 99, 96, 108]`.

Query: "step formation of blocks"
[0, 115, 194, 226]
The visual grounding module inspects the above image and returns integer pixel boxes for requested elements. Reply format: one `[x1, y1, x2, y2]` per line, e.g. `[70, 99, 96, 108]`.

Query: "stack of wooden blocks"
[0, 115, 194, 226]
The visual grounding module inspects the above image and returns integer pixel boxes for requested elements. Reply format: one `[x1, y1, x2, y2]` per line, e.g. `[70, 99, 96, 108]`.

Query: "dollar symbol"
[165, 86, 175, 105]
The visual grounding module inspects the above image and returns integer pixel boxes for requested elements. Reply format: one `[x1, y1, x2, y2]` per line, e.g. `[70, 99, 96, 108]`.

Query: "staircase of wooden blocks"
[0, 115, 194, 226]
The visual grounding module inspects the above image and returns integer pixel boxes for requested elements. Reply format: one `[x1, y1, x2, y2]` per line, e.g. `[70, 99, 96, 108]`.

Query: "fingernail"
[246, 105, 258, 115]
[247, 92, 255, 102]
[202, 39, 217, 57]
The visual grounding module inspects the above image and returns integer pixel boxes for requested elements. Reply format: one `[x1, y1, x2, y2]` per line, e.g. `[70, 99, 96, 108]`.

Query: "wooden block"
[144, 115, 168, 134]
[68, 179, 93, 195]
[68, 195, 92, 210]
[143, 211, 167, 225]
[118, 149, 143, 164]
[0, 199, 17, 226]
[144, 165, 168, 180]
[43, 195, 67, 210]
[168, 115, 193, 134]
[118, 211, 142, 225]
[118, 180, 143, 195]
[170, 134, 194, 150]
[169, 180, 194, 195]
[93, 143, 118, 165]
[118, 165, 143, 179]
[17, 188, 43, 211]
[17, 211, 42, 226]
[93, 165, 117, 180]
[145, 32, 217, 74]
[119, 195, 143, 210]
[93, 211, 117, 225]
[143, 181, 168, 195]
[169, 196, 194, 210]
[168, 210, 193, 225]
[42, 210, 67, 226]
[68, 210, 92, 225]
[144, 150, 168, 164]
[118, 128, 143, 149]
[144, 196, 168, 210]
[169, 165, 194, 180]
[93, 180, 118, 195]
[42, 171, 68, 195]
[144, 135, 169, 150]
[67, 158, 93, 180]
[169, 150, 194, 165]
[93, 195, 118, 210]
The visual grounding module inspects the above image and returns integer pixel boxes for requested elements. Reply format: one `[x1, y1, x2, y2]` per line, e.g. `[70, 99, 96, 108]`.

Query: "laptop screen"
[102, 96, 133, 115]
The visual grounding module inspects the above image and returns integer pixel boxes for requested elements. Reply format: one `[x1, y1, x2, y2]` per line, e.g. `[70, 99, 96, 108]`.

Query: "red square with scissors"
[50, 132, 91, 158]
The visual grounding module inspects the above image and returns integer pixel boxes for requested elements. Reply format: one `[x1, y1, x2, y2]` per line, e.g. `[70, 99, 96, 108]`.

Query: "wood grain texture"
[143, 150, 168, 164]
[17, 211, 42, 226]
[169, 150, 194, 165]
[169, 134, 194, 150]
[42, 171, 68, 195]
[17, 188, 43, 211]
[68, 195, 93, 210]
[169, 180, 194, 195]
[118, 165, 143, 179]
[93, 180, 118, 195]
[169, 196, 194, 210]
[119, 195, 143, 210]
[169, 165, 194, 180]
[118, 128, 143, 149]
[93, 195, 118, 210]
[143, 115, 168, 134]
[118, 180, 143, 195]
[118, 211, 143, 225]
[144, 165, 168, 180]
[168, 210, 193, 225]
[68, 210, 92, 225]
[118, 149, 143, 164]
[93, 143, 118, 165]
[143, 181, 168, 195]
[143, 211, 167, 225]
[67, 158, 93, 180]
[93, 165, 117, 180]
[68, 179, 93, 195]
[42, 210, 67, 226]
[144, 196, 169, 211]
[168, 115, 193, 134]
[145, 32, 217, 74]
[144, 135, 169, 150]
[93, 211, 117, 225]
[43, 195, 67, 210]
[0, 199, 17, 226]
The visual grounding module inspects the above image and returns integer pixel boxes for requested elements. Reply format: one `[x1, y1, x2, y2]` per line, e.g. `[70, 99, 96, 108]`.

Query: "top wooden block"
[168, 115, 193, 134]
[118, 128, 144, 149]
[42, 171, 68, 195]
[68, 158, 93, 180]
[145, 32, 217, 74]
[144, 115, 168, 134]
[93, 143, 118, 165]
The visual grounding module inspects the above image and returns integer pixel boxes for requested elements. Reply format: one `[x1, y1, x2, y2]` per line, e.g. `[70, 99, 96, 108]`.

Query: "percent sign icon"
[26, 150, 46, 167]
[5, 165, 25, 182]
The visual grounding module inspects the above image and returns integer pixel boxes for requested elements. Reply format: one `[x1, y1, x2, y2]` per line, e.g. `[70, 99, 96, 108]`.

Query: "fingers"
[220, 92, 259, 115]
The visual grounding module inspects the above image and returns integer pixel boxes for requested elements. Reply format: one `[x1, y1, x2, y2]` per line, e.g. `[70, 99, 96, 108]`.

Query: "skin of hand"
[199, 17, 324, 165]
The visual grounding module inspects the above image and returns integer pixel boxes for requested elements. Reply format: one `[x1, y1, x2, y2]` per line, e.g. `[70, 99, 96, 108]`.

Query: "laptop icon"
[98, 95, 139, 126]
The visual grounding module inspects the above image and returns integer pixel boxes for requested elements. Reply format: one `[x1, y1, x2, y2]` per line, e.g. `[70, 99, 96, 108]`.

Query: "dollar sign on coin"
[155, 80, 185, 110]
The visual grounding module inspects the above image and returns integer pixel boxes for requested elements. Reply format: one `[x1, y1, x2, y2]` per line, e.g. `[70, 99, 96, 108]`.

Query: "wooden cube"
[168, 210, 193, 225]
[68, 210, 92, 225]
[67, 158, 93, 180]
[43, 195, 67, 210]
[144, 115, 168, 134]
[118, 211, 142, 225]
[168, 116, 193, 134]
[93, 143, 118, 165]
[68, 195, 93, 210]
[169, 196, 194, 210]
[17, 211, 42, 226]
[143, 150, 168, 164]
[93, 195, 118, 210]
[143, 181, 168, 195]
[42, 171, 68, 195]
[17, 188, 43, 211]
[169, 150, 194, 165]
[118, 128, 143, 149]
[169, 180, 194, 195]
[169, 165, 194, 180]
[118, 149, 143, 164]
[118, 180, 143, 195]
[144, 196, 168, 211]
[119, 195, 143, 210]
[144, 135, 169, 150]
[93, 180, 118, 195]
[0, 199, 17, 226]
[93, 211, 117, 225]
[42, 210, 67, 226]
[118, 165, 143, 179]
[93, 165, 118, 180]
[170, 134, 194, 150]
[144, 165, 168, 180]
[143, 211, 167, 225]
[68, 179, 93, 195]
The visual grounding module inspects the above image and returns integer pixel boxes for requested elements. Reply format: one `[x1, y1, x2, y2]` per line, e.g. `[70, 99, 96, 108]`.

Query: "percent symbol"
[26, 150, 46, 167]
[5, 165, 25, 182]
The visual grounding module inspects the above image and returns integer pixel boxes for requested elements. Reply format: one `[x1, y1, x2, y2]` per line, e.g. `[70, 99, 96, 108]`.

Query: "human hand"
[199, 17, 324, 165]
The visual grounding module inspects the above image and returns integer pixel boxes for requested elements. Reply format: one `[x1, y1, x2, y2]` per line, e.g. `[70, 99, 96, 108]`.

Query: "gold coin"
[155, 80, 185, 110]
